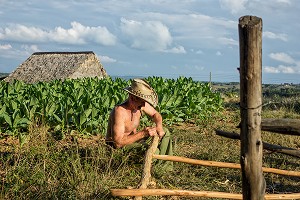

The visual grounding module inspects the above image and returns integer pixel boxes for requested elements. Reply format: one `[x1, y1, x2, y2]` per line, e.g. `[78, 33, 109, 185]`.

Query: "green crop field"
[0, 77, 299, 199]
[0, 77, 222, 139]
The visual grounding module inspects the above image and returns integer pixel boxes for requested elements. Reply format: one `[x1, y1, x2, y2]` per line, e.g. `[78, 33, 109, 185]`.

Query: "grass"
[1, 96, 300, 199]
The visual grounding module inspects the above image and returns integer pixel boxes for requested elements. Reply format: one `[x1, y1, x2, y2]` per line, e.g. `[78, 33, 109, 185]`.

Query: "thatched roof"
[5, 51, 108, 83]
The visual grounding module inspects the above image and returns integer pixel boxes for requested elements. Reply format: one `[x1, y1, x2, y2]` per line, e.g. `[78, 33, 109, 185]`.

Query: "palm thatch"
[4, 51, 108, 83]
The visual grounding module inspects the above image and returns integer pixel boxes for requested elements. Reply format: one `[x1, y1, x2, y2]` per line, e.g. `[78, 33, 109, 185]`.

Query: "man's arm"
[142, 102, 165, 138]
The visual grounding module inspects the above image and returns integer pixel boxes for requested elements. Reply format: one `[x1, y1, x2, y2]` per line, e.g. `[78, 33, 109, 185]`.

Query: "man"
[106, 78, 165, 149]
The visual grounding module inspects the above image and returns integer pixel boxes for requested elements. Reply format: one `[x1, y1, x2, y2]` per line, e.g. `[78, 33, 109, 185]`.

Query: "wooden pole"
[111, 189, 300, 199]
[153, 154, 300, 177]
[215, 130, 300, 158]
[239, 15, 265, 199]
[134, 135, 159, 200]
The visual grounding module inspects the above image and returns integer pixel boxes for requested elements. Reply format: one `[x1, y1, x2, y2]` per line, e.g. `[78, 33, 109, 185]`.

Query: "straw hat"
[124, 78, 158, 107]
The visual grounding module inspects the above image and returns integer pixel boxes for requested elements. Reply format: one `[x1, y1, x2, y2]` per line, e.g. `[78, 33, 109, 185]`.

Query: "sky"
[0, 0, 299, 84]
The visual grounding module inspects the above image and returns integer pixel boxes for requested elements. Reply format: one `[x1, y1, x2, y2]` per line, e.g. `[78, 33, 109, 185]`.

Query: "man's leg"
[156, 127, 173, 170]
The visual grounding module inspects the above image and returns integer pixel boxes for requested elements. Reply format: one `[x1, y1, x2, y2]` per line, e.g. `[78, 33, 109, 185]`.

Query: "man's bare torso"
[106, 103, 142, 141]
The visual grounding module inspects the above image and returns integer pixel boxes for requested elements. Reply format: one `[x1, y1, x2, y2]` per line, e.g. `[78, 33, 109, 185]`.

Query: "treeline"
[213, 82, 300, 98]
[263, 85, 300, 97]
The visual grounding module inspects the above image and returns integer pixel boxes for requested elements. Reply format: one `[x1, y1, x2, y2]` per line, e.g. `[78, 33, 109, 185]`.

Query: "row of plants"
[0, 76, 223, 138]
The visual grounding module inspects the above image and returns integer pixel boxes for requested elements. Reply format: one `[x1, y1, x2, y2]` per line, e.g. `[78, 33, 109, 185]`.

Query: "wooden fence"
[111, 130, 300, 199]
[111, 118, 300, 199]
[110, 15, 300, 199]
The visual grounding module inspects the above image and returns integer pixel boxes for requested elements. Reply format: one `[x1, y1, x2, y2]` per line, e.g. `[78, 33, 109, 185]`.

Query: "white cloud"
[216, 51, 222, 56]
[99, 55, 117, 63]
[130, 12, 238, 51]
[21, 44, 41, 53]
[0, 44, 12, 50]
[269, 52, 295, 64]
[278, 65, 297, 73]
[125, 11, 237, 49]
[218, 37, 238, 46]
[120, 17, 174, 52]
[264, 66, 280, 73]
[219, 0, 248, 14]
[263, 31, 288, 42]
[0, 24, 48, 42]
[49, 22, 117, 45]
[264, 65, 297, 74]
[0, 22, 117, 46]
[0, 44, 39, 60]
[264, 52, 300, 74]
[220, 0, 293, 16]
[163, 45, 186, 54]
[275, 0, 291, 5]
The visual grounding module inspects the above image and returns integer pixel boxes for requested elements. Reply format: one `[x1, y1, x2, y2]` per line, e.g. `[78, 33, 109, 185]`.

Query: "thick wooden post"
[238, 15, 266, 199]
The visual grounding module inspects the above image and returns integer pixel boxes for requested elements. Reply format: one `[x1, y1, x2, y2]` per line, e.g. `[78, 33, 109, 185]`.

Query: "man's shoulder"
[111, 105, 130, 123]
[113, 105, 129, 117]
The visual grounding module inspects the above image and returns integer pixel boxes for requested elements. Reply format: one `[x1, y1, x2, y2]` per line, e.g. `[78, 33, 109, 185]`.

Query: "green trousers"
[154, 127, 173, 171]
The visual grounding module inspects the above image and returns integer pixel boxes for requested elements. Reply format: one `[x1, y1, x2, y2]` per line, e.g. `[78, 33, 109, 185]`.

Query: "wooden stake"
[134, 135, 159, 200]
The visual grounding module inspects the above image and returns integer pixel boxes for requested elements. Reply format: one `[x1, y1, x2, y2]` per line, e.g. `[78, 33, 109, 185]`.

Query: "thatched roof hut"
[4, 51, 108, 83]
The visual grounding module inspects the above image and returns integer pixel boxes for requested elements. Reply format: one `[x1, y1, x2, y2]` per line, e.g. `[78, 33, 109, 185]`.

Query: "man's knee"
[163, 127, 171, 137]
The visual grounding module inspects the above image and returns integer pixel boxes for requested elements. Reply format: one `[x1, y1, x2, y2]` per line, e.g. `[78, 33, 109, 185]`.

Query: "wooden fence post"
[238, 15, 266, 200]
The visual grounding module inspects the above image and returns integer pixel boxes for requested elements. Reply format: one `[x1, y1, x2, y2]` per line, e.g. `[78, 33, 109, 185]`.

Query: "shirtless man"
[106, 79, 165, 149]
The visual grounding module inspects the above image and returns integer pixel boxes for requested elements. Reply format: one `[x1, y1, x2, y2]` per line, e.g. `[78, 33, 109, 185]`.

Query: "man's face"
[132, 96, 146, 109]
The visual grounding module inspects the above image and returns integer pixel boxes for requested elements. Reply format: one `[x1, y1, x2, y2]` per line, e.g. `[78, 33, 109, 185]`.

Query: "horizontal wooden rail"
[215, 129, 300, 158]
[153, 155, 300, 177]
[112, 189, 242, 199]
[262, 118, 300, 136]
[111, 189, 300, 199]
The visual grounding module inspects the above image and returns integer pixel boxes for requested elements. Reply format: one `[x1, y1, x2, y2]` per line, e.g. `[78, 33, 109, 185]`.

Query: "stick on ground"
[111, 189, 300, 199]
[134, 135, 159, 200]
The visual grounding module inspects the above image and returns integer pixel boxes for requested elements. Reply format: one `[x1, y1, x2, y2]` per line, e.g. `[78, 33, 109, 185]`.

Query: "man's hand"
[144, 127, 157, 137]
[156, 127, 165, 139]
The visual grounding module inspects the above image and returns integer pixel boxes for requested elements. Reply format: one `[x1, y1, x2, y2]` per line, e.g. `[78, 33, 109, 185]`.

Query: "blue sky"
[0, 0, 299, 84]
